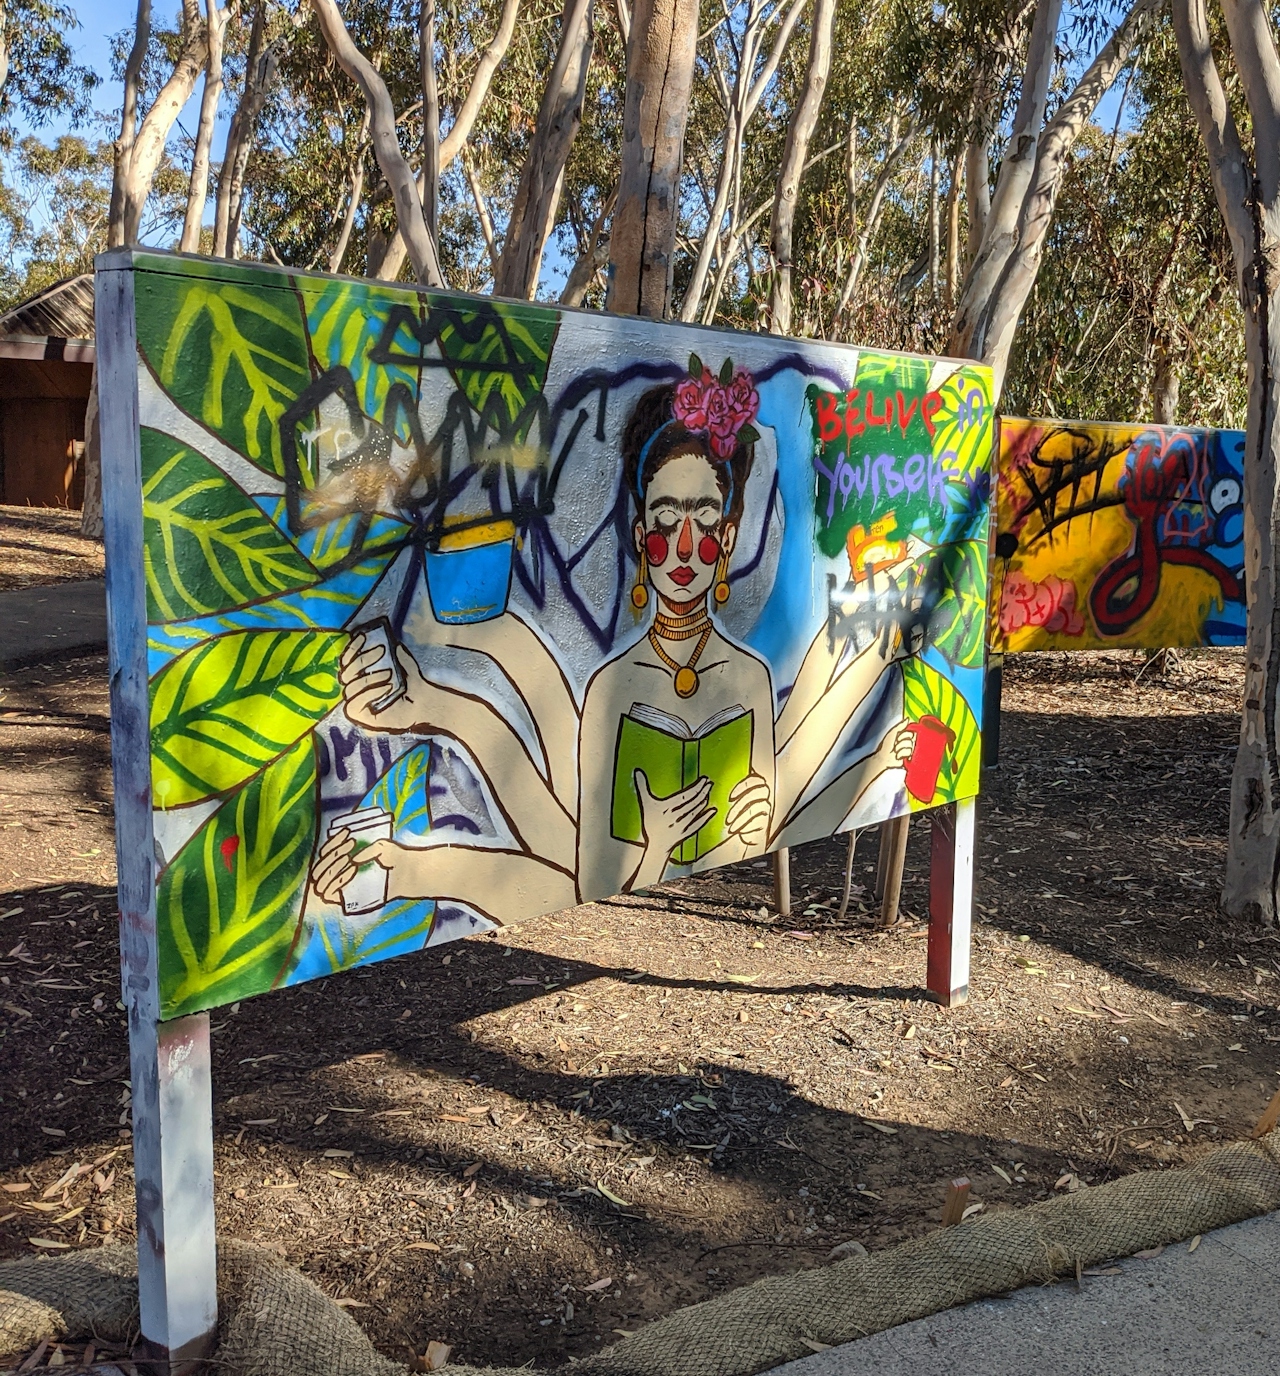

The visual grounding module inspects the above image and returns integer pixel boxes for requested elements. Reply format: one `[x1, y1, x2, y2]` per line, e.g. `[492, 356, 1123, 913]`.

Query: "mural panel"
[992, 417, 1246, 651]
[101, 253, 994, 1019]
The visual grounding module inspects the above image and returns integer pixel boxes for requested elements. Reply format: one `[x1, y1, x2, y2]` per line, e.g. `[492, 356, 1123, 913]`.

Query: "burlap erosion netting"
[3, 1129, 1278, 1376]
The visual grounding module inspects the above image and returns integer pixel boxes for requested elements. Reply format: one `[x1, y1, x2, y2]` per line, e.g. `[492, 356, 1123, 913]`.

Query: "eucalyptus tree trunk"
[964, 136, 990, 263]
[1174, 0, 1280, 924]
[0, 1, 8, 93]
[561, 187, 616, 305]
[180, 0, 230, 253]
[837, 117, 914, 314]
[108, 0, 151, 248]
[330, 107, 371, 273]
[947, 0, 1158, 394]
[767, 0, 836, 336]
[311, 0, 444, 286]
[1151, 337, 1181, 424]
[607, 0, 699, 317]
[493, 0, 595, 299]
[215, 3, 278, 257]
[420, 0, 441, 243]
[678, 0, 806, 322]
[109, 0, 209, 248]
[370, 0, 521, 281]
[947, 0, 1062, 355]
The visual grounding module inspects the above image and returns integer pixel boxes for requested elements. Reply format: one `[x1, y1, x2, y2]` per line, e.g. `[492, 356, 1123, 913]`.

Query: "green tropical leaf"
[855, 349, 929, 399]
[922, 540, 988, 669]
[150, 629, 345, 807]
[297, 277, 425, 442]
[136, 271, 313, 478]
[429, 296, 558, 441]
[142, 428, 317, 623]
[158, 737, 317, 1018]
[931, 366, 994, 486]
[900, 659, 981, 807]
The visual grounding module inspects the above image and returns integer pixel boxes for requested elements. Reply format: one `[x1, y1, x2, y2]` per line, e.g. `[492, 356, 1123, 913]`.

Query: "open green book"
[611, 703, 755, 864]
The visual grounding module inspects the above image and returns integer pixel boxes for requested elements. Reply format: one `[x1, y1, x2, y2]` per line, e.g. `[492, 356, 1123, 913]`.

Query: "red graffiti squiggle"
[999, 571, 1084, 636]
[1090, 431, 1241, 635]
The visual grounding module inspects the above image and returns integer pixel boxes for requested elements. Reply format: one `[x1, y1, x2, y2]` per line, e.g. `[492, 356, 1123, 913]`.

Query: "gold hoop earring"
[713, 551, 731, 605]
[632, 550, 649, 610]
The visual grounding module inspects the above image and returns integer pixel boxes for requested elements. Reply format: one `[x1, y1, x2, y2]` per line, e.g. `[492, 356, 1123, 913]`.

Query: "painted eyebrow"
[648, 496, 723, 513]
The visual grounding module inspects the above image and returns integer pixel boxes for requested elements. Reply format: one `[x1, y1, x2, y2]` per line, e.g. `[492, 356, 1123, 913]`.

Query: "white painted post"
[130, 1013, 218, 1362]
[773, 846, 791, 915]
[97, 251, 219, 1364]
[926, 797, 974, 1007]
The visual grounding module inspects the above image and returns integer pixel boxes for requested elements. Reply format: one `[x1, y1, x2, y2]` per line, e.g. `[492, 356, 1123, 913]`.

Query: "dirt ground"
[0, 506, 103, 593]
[2, 643, 1278, 1371]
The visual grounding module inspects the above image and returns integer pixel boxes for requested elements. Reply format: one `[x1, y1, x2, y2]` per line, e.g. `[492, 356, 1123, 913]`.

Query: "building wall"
[0, 357, 92, 508]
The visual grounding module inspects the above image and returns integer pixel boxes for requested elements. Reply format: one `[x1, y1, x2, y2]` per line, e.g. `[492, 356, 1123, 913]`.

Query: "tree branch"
[311, 0, 444, 286]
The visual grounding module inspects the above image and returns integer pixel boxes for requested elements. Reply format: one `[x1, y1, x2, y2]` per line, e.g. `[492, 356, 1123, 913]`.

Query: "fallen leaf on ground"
[582, 1276, 613, 1292]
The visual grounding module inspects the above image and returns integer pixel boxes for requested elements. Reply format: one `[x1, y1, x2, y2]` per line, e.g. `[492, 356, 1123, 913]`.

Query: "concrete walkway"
[777, 1210, 1279, 1376]
[0, 579, 107, 669]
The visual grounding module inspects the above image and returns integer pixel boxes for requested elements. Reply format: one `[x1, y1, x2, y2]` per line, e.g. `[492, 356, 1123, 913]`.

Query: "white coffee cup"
[328, 806, 393, 914]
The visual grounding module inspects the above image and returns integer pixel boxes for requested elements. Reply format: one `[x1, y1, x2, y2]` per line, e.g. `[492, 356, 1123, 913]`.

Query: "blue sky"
[15, 1, 227, 156]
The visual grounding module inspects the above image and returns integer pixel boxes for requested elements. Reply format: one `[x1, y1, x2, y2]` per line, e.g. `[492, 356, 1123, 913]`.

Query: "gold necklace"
[649, 618, 713, 698]
[655, 604, 706, 633]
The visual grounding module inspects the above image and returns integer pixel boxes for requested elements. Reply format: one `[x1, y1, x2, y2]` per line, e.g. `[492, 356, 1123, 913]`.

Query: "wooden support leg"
[773, 846, 791, 916]
[876, 814, 910, 927]
[927, 797, 974, 1007]
[982, 652, 1004, 769]
[130, 1010, 217, 1367]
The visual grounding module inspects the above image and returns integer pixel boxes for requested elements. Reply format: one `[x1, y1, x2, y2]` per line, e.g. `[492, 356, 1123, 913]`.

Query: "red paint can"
[902, 716, 956, 802]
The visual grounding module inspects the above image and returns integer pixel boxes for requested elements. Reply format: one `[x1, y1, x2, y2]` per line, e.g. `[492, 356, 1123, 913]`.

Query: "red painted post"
[927, 798, 974, 1006]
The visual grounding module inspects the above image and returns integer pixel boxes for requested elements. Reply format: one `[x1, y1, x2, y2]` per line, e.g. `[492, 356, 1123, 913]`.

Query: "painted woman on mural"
[310, 358, 919, 923]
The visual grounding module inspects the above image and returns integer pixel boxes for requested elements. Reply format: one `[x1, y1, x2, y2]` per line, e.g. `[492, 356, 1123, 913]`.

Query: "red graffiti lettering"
[894, 390, 919, 434]
[844, 389, 866, 438]
[921, 391, 943, 438]
[863, 388, 892, 429]
[815, 391, 842, 442]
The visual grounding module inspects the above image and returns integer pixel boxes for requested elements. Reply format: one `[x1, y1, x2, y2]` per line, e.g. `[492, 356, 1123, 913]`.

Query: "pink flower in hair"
[672, 358, 759, 458]
[726, 370, 760, 425]
[673, 376, 710, 431]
